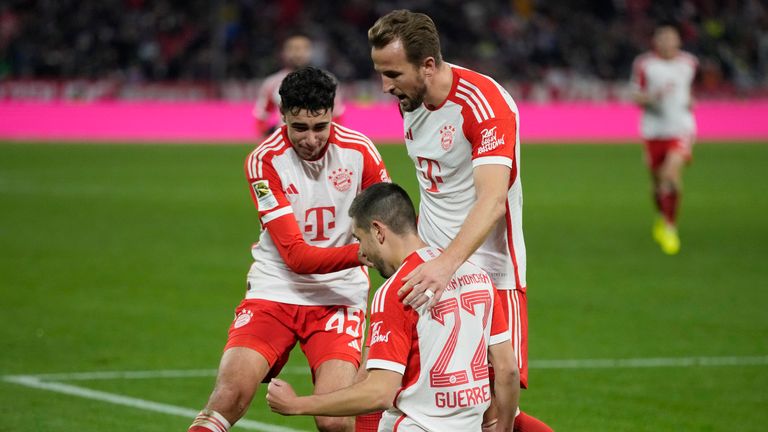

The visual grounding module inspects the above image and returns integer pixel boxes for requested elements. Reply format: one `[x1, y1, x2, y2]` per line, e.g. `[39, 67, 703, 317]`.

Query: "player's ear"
[422, 57, 437, 77]
[371, 220, 386, 244]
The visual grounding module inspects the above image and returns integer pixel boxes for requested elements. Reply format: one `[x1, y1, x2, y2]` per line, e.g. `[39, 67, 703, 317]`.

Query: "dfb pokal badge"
[328, 168, 353, 192]
[440, 124, 456, 151]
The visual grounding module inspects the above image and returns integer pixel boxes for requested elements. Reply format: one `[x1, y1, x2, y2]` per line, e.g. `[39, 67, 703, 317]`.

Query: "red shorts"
[225, 299, 365, 382]
[644, 136, 694, 170]
[498, 289, 529, 388]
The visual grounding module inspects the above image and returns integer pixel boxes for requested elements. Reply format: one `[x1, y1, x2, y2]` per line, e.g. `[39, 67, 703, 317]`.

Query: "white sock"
[190, 408, 231, 432]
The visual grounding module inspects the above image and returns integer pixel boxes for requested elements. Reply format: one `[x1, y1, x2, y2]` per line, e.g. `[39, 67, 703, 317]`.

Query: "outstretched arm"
[399, 164, 510, 308]
[265, 215, 362, 274]
[267, 369, 401, 417]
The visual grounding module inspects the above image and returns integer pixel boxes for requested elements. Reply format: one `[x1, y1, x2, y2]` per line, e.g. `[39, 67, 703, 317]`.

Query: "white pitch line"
[3, 355, 767, 431]
[531, 355, 768, 369]
[7, 355, 768, 383]
[2, 375, 304, 432]
[27, 369, 220, 381]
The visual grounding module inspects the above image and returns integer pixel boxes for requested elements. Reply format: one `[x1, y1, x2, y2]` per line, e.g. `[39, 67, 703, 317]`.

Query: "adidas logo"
[284, 183, 299, 195]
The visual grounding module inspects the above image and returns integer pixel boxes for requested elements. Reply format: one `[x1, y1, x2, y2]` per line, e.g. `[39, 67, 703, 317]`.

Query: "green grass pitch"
[1, 141, 767, 431]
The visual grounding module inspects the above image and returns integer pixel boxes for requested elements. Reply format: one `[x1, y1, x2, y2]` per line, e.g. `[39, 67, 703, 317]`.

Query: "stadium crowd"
[1, 0, 767, 100]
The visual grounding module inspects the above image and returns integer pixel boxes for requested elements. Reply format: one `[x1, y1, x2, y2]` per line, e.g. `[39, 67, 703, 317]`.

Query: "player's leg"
[645, 139, 669, 244]
[654, 137, 691, 254]
[189, 347, 271, 431]
[497, 289, 553, 432]
[301, 305, 366, 432]
[313, 359, 359, 431]
[189, 299, 297, 432]
[658, 149, 687, 225]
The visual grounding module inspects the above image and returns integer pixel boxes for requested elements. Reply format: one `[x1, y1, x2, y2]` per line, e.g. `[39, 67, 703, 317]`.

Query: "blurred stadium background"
[1, 1, 767, 431]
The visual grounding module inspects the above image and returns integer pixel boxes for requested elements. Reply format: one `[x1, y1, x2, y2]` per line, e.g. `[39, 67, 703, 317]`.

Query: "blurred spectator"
[0, 0, 766, 100]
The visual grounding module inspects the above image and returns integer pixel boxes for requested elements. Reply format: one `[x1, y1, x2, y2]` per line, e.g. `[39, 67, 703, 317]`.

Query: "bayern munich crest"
[233, 309, 252, 329]
[439, 124, 456, 151]
[328, 168, 353, 192]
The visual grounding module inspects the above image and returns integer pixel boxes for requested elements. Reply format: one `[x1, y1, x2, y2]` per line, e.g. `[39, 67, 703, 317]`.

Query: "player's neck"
[391, 234, 429, 267]
[424, 63, 453, 108]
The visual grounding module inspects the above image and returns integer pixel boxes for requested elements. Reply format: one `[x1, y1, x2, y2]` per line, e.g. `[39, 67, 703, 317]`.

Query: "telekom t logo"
[305, 206, 336, 241]
[417, 156, 443, 193]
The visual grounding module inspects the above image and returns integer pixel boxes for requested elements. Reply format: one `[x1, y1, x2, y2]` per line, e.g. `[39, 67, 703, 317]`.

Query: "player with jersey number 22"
[364, 9, 552, 431]
[267, 182, 521, 432]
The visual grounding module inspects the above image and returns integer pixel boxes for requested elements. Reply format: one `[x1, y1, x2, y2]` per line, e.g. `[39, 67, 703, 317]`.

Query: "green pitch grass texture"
[1, 142, 766, 431]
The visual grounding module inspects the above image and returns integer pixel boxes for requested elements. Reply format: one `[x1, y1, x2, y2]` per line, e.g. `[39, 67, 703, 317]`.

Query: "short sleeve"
[244, 151, 293, 225]
[366, 261, 420, 373]
[467, 115, 517, 169]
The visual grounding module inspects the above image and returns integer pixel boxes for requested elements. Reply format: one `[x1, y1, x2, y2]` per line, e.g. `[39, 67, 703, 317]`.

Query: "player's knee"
[315, 415, 353, 432]
[209, 382, 255, 418]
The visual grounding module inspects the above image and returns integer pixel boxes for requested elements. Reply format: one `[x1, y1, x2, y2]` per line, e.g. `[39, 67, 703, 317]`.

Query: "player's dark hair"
[349, 183, 417, 235]
[279, 66, 336, 116]
[368, 9, 443, 66]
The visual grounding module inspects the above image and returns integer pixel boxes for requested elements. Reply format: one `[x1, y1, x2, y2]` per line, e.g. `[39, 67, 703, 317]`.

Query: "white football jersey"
[631, 51, 698, 139]
[244, 123, 389, 308]
[404, 64, 525, 290]
[367, 247, 510, 432]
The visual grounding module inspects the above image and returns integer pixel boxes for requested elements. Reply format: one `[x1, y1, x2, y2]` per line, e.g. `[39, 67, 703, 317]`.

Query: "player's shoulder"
[331, 123, 374, 145]
[633, 51, 656, 66]
[677, 51, 699, 68]
[452, 65, 508, 103]
[329, 123, 383, 160]
[370, 251, 427, 314]
[245, 128, 291, 176]
[450, 64, 516, 120]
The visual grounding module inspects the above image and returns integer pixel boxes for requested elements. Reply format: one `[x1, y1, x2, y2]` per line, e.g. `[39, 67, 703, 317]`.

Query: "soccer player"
[267, 182, 520, 431]
[253, 33, 345, 138]
[631, 23, 698, 255]
[364, 10, 553, 431]
[188, 66, 389, 432]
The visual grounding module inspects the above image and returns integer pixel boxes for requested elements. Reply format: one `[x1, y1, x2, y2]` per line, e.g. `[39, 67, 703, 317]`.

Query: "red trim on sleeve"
[632, 53, 652, 90]
[451, 67, 518, 178]
[265, 215, 362, 274]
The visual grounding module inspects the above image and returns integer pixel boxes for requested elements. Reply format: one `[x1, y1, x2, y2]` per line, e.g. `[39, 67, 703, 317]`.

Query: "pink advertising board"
[0, 101, 765, 143]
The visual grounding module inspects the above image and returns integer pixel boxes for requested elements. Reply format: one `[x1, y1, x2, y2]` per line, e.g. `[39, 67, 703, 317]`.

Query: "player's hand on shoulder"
[266, 378, 298, 415]
[399, 257, 454, 309]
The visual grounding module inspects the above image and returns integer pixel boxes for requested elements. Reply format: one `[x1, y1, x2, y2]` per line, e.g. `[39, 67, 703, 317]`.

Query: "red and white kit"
[631, 51, 698, 160]
[403, 64, 529, 384]
[367, 247, 510, 432]
[244, 123, 388, 309]
[228, 123, 388, 372]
